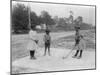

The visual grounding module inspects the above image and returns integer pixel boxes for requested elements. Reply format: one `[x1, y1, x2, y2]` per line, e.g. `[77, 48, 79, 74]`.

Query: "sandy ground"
[12, 48, 95, 74]
[11, 31, 75, 61]
[11, 30, 95, 74]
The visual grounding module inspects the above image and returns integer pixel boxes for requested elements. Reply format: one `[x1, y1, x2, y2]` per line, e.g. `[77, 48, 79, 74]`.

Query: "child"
[27, 28, 38, 59]
[62, 29, 80, 59]
[43, 29, 51, 56]
[72, 35, 86, 59]
[75, 29, 80, 46]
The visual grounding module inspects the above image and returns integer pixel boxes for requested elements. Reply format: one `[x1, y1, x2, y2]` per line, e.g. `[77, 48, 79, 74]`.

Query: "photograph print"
[11, 0, 96, 74]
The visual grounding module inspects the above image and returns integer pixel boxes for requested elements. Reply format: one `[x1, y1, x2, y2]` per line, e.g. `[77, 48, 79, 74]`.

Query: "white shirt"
[78, 39, 86, 50]
[27, 30, 38, 50]
[29, 30, 37, 40]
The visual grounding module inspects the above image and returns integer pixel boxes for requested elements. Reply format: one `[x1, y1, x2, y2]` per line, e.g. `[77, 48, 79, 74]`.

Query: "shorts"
[75, 39, 80, 46]
[45, 42, 50, 48]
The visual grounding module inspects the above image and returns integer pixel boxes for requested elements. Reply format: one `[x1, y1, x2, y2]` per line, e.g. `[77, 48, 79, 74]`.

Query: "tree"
[68, 10, 74, 24]
[53, 16, 59, 26]
[30, 11, 39, 29]
[12, 3, 39, 33]
[12, 4, 29, 33]
[74, 16, 83, 31]
[77, 16, 83, 24]
[40, 11, 55, 26]
[57, 18, 67, 26]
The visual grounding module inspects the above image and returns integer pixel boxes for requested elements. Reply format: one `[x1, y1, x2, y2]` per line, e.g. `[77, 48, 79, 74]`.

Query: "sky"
[12, 1, 95, 26]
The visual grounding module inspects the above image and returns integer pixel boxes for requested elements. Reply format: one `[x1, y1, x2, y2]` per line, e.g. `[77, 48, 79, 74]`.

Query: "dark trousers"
[44, 42, 50, 55]
[74, 50, 83, 57]
[30, 50, 35, 58]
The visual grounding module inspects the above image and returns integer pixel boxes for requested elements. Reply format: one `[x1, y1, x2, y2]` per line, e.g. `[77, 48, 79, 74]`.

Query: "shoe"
[72, 56, 76, 58]
[32, 57, 36, 60]
[77, 56, 81, 59]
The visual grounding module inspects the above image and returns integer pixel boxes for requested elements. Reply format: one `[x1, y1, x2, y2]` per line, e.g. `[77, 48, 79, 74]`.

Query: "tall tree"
[57, 18, 66, 26]
[53, 16, 59, 26]
[30, 11, 39, 29]
[40, 11, 55, 26]
[68, 10, 74, 24]
[12, 3, 39, 33]
[12, 4, 29, 33]
[77, 16, 83, 24]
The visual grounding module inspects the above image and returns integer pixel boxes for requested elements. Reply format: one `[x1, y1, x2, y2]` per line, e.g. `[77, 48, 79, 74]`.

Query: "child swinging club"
[72, 18, 86, 59]
[63, 18, 83, 59]
[72, 35, 86, 59]
[62, 29, 80, 59]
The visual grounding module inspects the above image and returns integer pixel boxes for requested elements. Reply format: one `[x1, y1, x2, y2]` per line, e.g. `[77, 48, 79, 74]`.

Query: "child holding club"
[72, 35, 86, 59]
[63, 28, 80, 59]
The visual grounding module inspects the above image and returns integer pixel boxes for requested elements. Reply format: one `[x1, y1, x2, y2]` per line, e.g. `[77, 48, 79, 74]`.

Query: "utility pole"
[28, 2, 31, 30]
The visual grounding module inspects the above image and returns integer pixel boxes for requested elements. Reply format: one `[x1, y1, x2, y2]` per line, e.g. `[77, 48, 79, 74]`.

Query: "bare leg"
[33, 50, 36, 59]
[48, 44, 51, 56]
[44, 44, 47, 56]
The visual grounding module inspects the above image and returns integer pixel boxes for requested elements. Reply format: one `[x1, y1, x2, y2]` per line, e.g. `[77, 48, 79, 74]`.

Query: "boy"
[72, 35, 86, 59]
[43, 29, 51, 56]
